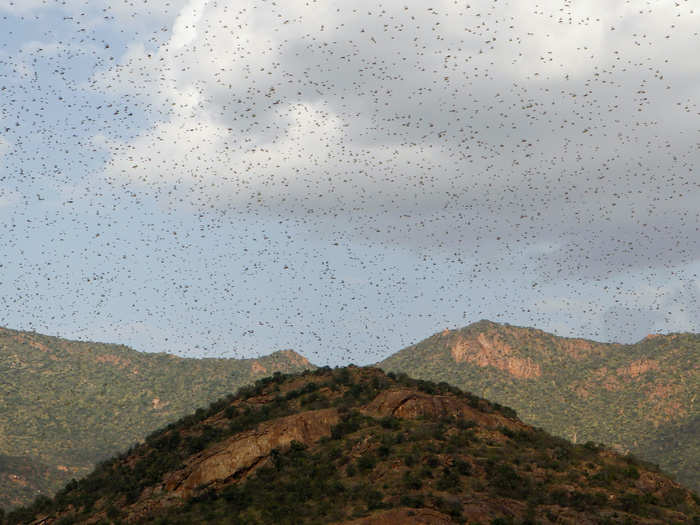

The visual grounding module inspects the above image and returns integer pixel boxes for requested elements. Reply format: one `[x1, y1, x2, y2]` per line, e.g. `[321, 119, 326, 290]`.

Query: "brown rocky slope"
[5, 367, 698, 524]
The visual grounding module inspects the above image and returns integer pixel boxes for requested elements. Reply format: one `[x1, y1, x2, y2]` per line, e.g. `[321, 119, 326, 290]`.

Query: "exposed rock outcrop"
[450, 332, 542, 379]
[616, 358, 659, 379]
[164, 408, 340, 497]
[362, 388, 520, 430]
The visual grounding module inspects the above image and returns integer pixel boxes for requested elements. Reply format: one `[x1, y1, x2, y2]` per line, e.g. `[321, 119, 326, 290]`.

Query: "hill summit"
[379, 320, 699, 492]
[5, 367, 698, 524]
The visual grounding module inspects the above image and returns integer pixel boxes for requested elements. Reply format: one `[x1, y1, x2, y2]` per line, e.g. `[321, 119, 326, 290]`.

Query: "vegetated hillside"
[379, 320, 699, 492]
[0, 326, 313, 509]
[4, 367, 698, 525]
[0, 455, 56, 515]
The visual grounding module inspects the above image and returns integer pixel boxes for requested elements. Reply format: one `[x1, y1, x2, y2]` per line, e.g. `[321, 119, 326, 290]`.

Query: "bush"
[331, 411, 363, 439]
[436, 468, 461, 492]
[455, 459, 472, 476]
[449, 430, 475, 448]
[380, 416, 400, 430]
[333, 368, 352, 386]
[365, 489, 384, 510]
[400, 494, 425, 508]
[357, 454, 376, 473]
[499, 426, 516, 439]
[419, 466, 433, 479]
[492, 464, 530, 500]
[617, 492, 643, 514]
[591, 463, 639, 487]
[403, 471, 423, 490]
[456, 418, 477, 430]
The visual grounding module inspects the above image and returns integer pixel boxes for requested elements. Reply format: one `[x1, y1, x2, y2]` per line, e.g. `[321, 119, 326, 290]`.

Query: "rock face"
[165, 408, 340, 496]
[277, 349, 313, 368]
[163, 388, 523, 500]
[450, 332, 542, 379]
[362, 389, 521, 430]
[616, 358, 659, 378]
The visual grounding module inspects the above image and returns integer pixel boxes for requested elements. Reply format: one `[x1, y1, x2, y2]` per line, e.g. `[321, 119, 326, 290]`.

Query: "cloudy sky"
[0, 0, 698, 365]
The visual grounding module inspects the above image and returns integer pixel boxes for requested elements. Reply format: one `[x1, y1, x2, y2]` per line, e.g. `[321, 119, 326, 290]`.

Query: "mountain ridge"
[0, 327, 313, 509]
[379, 320, 699, 491]
[2, 320, 697, 511]
[4, 366, 697, 525]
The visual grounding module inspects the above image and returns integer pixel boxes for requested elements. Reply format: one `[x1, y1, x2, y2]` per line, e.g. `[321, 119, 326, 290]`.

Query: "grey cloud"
[601, 279, 700, 343]
[91, 0, 699, 283]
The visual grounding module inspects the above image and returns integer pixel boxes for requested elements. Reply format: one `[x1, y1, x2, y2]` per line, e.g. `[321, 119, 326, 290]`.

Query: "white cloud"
[170, 0, 208, 51]
[87, 0, 699, 274]
[102, 99, 454, 216]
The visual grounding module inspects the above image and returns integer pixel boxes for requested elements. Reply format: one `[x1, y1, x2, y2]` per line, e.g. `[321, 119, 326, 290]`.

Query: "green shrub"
[436, 468, 461, 492]
[492, 464, 530, 500]
[380, 417, 400, 430]
[331, 412, 363, 440]
[345, 462, 357, 477]
[364, 489, 384, 510]
[455, 459, 472, 476]
[403, 471, 423, 490]
[400, 494, 425, 508]
[357, 454, 376, 473]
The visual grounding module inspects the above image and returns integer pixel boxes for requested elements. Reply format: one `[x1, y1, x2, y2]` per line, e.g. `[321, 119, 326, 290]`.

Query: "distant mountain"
[379, 320, 699, 492]
[0, 326, 313, 509]
[0, 455, 56, 512]
[4, 367, 698, 524]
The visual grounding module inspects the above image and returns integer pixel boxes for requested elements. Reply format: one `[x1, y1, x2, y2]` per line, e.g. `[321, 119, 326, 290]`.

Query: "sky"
[0, 0, 698, 366]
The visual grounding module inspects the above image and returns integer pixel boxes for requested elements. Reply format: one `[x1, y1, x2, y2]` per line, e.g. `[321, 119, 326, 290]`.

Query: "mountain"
[379, 320, 699, 492]
[0, 326, 313, 509]
[4, 367, 698, 524]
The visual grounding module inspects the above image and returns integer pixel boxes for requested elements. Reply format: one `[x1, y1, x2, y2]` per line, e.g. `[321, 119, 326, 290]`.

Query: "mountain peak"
[465, 319, 505, 330]
[380, 326, 699, 492]
[267, 349, 312, 367]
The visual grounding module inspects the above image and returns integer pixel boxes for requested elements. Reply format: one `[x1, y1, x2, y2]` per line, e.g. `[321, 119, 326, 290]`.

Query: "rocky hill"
[379, 320, 699, 492]
[0, 327, 313, 509]
[3, 367, 698, 524]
